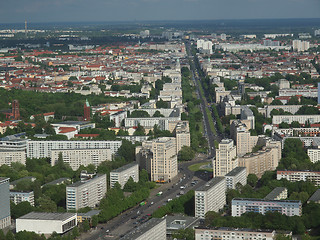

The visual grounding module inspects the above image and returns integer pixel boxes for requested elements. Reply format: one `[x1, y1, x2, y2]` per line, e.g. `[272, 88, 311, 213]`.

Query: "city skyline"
[1, 0, 319, 24]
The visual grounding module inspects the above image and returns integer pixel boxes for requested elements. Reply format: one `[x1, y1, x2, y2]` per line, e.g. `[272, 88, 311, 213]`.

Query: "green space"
[188, 162, 212, 172]
[206, 107, 217, 134]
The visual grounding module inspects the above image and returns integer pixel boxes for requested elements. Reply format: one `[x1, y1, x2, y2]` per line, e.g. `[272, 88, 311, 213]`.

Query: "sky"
[1, 0, 320, 24]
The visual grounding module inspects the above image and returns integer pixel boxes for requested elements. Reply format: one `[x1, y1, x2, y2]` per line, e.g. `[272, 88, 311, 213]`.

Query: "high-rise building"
[195, 177, 226, 218]
[315, 29, 320, 37]
[292, 39, 310, 51]
[214, 139, 238, 177]
[12, 100, 20, 120]
[0, 177, 11, 229]
[84, 99, 91, 121]
[175, 121, 190, 153]
[110, 162, 139, 188]
[225, 167, 247, 190]
[66, 174, 107, 210]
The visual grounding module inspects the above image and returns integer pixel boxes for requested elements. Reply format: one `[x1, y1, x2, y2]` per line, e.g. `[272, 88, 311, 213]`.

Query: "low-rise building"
[165, 214, 200, 236]
[225, 167, 247, 190]
[66, 174, 107, 210]
[120, 218, 166, 240]
[77, 210, 100, 223]
[16, 212, 77, 235]
[277, 170, 320, 186]
[264, 187, 288, 200]
[195, 177, 226, 218]
[110, 162, 139, 188]
[231, 198, 302, 217]
[308, 189, 320, 203]
[10, 190, 34, 206]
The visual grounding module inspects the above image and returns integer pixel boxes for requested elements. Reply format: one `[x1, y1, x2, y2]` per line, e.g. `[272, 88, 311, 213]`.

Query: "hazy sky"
[1, 0, 320, 24]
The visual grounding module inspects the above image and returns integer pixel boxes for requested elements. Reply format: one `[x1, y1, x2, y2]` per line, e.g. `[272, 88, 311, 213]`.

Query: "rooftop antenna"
[25, 20, 28, 38]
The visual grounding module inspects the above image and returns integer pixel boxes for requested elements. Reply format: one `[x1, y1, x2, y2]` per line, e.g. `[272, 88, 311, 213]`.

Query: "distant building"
[264, 187, 287, 200]
[272, 115, 320, 125]
[175, 121, 190, 153]
[292, 39, 310, 51]
[231, 198, 301, 217]
[277, 170, 320, 186]
[120, 218, 166, 240]
[195, 177, 226, 218]
[318, 82, 320, 105]
[16, 212, 77, 235]
[0, 149, 26, 166]
[0, 177, 10, 229]
[10, 190, 34, 206]
[66, 174, 107, 210]
[110, 162, 139, 188]
[225, 167, 247, 190]
[315, 29, 320, 37]
[307, 148, 320, 163]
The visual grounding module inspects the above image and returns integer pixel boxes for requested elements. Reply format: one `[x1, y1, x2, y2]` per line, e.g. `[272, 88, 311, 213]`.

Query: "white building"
[16, 212, 77, 235]
[231, 198, 301, 217]
[0, 149, 26, 166]
[307, 148, 320, 163]
[225, 167, 247, 190]
[272, 115, 320, 125]
[292, 40, 310, 51]
[214, 139, 238, 177]
[110, 162, 139, 188]
[195, 177, 226, 218]
[175, 121, 190, 153]
[66, 174, 107, 210]
[277, 170, 320, 186]
[10, 190, 34, 206]
[50, 148, 112, 170]
[264, 187, 288, 201]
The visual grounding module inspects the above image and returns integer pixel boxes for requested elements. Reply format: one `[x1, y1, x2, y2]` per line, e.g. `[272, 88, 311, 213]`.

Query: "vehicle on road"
[157, 191, 163, 196]
[139, 201, 147, 206]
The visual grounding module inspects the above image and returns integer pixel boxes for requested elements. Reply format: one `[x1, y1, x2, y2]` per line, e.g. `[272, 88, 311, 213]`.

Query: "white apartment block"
[307, 149, 320, 163]
[195, 177, 226, 218]
[120, 218, 166, 240]
[175, 121, 190, 153]
[27, 140, 121, 159]
[136, 137, 178, 183]
[10, 190, 35, 206]
[66, 174, 107, 210]
[110, 162, 139, 188]
[292, 39, 310, 51]
[214, 139, 238, 177]
[279, 88, 317, 98]
[50, 148, 112, 170]
[272, 115, 320, 125]
[277, 170, 320, 186]
[264, 187, 288, 201]
[265, 105, 302, 118]
[225, 167, 247, 190]
[125, 117, 181, 131]
[195, 227, 276, 240]
[0, 150, 26, 166]
[231, 198, 302, 217]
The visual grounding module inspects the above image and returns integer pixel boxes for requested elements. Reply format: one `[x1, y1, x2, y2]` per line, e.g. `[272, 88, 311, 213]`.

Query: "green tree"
[11, 201, 35, 219]
[156, 99, 169, 108]
[37, 196, 57, 212]
[5, 231, 15, 240]
[0, 230, 5, 240]
[247, 174, 258, 188]
[81, 220, 90, 232]
[123, 177, 138, 192]
[178, 146, 195, 161]
[91, 215, 98, 228]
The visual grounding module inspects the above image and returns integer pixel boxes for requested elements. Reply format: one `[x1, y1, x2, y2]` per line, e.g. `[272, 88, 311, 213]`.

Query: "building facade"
[231, 198, 301, 217]
[195, 177, 226, 218]
[66, 174, 107, 210]
[10, 190, 34, 206]
[0, 150, 26, 166]
[175, 121, 191, 153]
[225, 167, 247, 190]
[214, 139, 238, 177]
[307, 148, 320, 163]
[264, 187, 288, 201]
[110, 162, 139, 188]
[277, 170, 320, 186]
[0, 177, 10, 229]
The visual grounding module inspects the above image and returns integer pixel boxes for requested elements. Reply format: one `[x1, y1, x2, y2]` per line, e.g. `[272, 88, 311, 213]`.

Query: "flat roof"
[264, 187, 287, 200]
[77, 210, 101, 217]
[308, 189, 320, 202]
[0, 177, 9, 184]
[232, 198, 300, 204]
[196, 177, 225, 192]
[225, 167, 246, 177]
[67, 174, 105, 188]
[195, 226, 274, 233]
[18, 212, 76, 221]
[120, 218, 165, 240]
[111, 162, 138, 173]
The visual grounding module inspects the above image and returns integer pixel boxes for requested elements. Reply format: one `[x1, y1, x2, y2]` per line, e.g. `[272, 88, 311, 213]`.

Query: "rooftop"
[67, 174, 106, 188]
[196, 177, 225, 192]
[225, 167, 246, 177]
[111, 162, 138, 173]
[264, 187, 287, 200]
[195, 226, 275, 233]
[18, 212, 76, 221]
[232, 198, 300, 204]
[308, 189, 320, 202]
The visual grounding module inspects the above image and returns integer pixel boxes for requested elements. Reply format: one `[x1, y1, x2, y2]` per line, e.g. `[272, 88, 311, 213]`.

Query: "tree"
[288, 96, 299, 105]
[5, 231, 15, 240]
[172, 228, 195, 240]
[247, 174, 258, 188]
[133, 124, 146, 136]
[279, 122, 290, 128]
[91, 216, 98, 228]
[81, 220, 90, 232]
[271, 99, 283, 105]
[37, 195, 57, 212]
[71, 226, 80, 238]
[152, 110, 164, 117]
[178, 146, 195, 161]
[291, 121, 300, 128]
[11, 201, 35, 219]
[156, 99, 169, 108]
[123, 177, 138, 192]
[0, 230, 5, 240]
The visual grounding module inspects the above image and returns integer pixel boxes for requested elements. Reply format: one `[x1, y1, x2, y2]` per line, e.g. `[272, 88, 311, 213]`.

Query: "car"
[167, 198, 172, 202]
[106, 230, 110, 233]
[150, 202, 154, 205]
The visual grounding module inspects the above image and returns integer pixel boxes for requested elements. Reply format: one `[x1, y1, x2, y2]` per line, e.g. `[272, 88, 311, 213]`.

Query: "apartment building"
[272, 115, 320, 125]
[277, 170, 320, 186]
[308, 189, 320, 203]
[195, 227, 276, 240]
[0, 178, 10, 229]
[225, 167, 247, 190]
[0, 149, 26, 166]
[66, 174, 107, 210]
[136, 137, 178, 182]
[175, 121, 191, 153]
[307, 148, 320, 163]
[120, 218, 166, 240]
[27, 140, 121, 159]
[195, 177, 226, 218]
[10, 190, 35, 206]
[231, 198, 302, 217]
[50, 148, 112, 170]
[110, 162, 139, 188]
[125, 117, 181, 131]
[214, 139, 238, 177]
[264, 187, 288, 201]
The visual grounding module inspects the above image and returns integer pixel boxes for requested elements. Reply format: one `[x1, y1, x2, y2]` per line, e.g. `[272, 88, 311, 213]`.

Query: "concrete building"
[66, 174, 107, 210]
[125, 116, 181, 132]
[277, 170, 320, 186]
[273, 115, 320, 125]
[16, 212, 77, 235]
[265, 105, 302, 118]
[10, 190, 34, 206]
[231, 198, 302, 217]
[165, 214, 200, 236]
[308, 189, 320, 203]
[136, 137, 178, 183]
[27, 140, 121, 159]
[214, 139, 238, 177]
[120, 218, 166, 240]
[279, 88, 317, 98]
[175, 121, 191, 153]
[292, 39, 310, 51]
[225, 167, 247, 190]
[277, 79, 290, 89]
[0, 177, 10, 229]
[77, 210, 100, 223]
[195, 177, 226, 218]
[50, 148, 112, 170]
[264, 187, 288, 200]
[110, 162, 139, 188]
[195, 227, 276, 240]
[308, 148, 320, 163]
[0, 149, 26, 166]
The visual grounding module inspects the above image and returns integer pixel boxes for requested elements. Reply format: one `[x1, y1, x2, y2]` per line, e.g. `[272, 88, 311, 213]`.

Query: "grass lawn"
[188, 161, 212, 172]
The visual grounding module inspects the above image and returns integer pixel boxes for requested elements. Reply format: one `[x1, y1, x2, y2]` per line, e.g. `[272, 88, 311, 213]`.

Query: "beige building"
[214, 139, 238, 177]
[51, 148, 112, 171]
[307, 149, 320, 163]
[195, 177, 226, 218]
[110, 162, 139, 188]
[0, 150, 26, 166]
[264, 187, 288, 200]
[136, 137, 178, 182]
[66, 174, 107, 210]
[175, 121, 191, 153]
